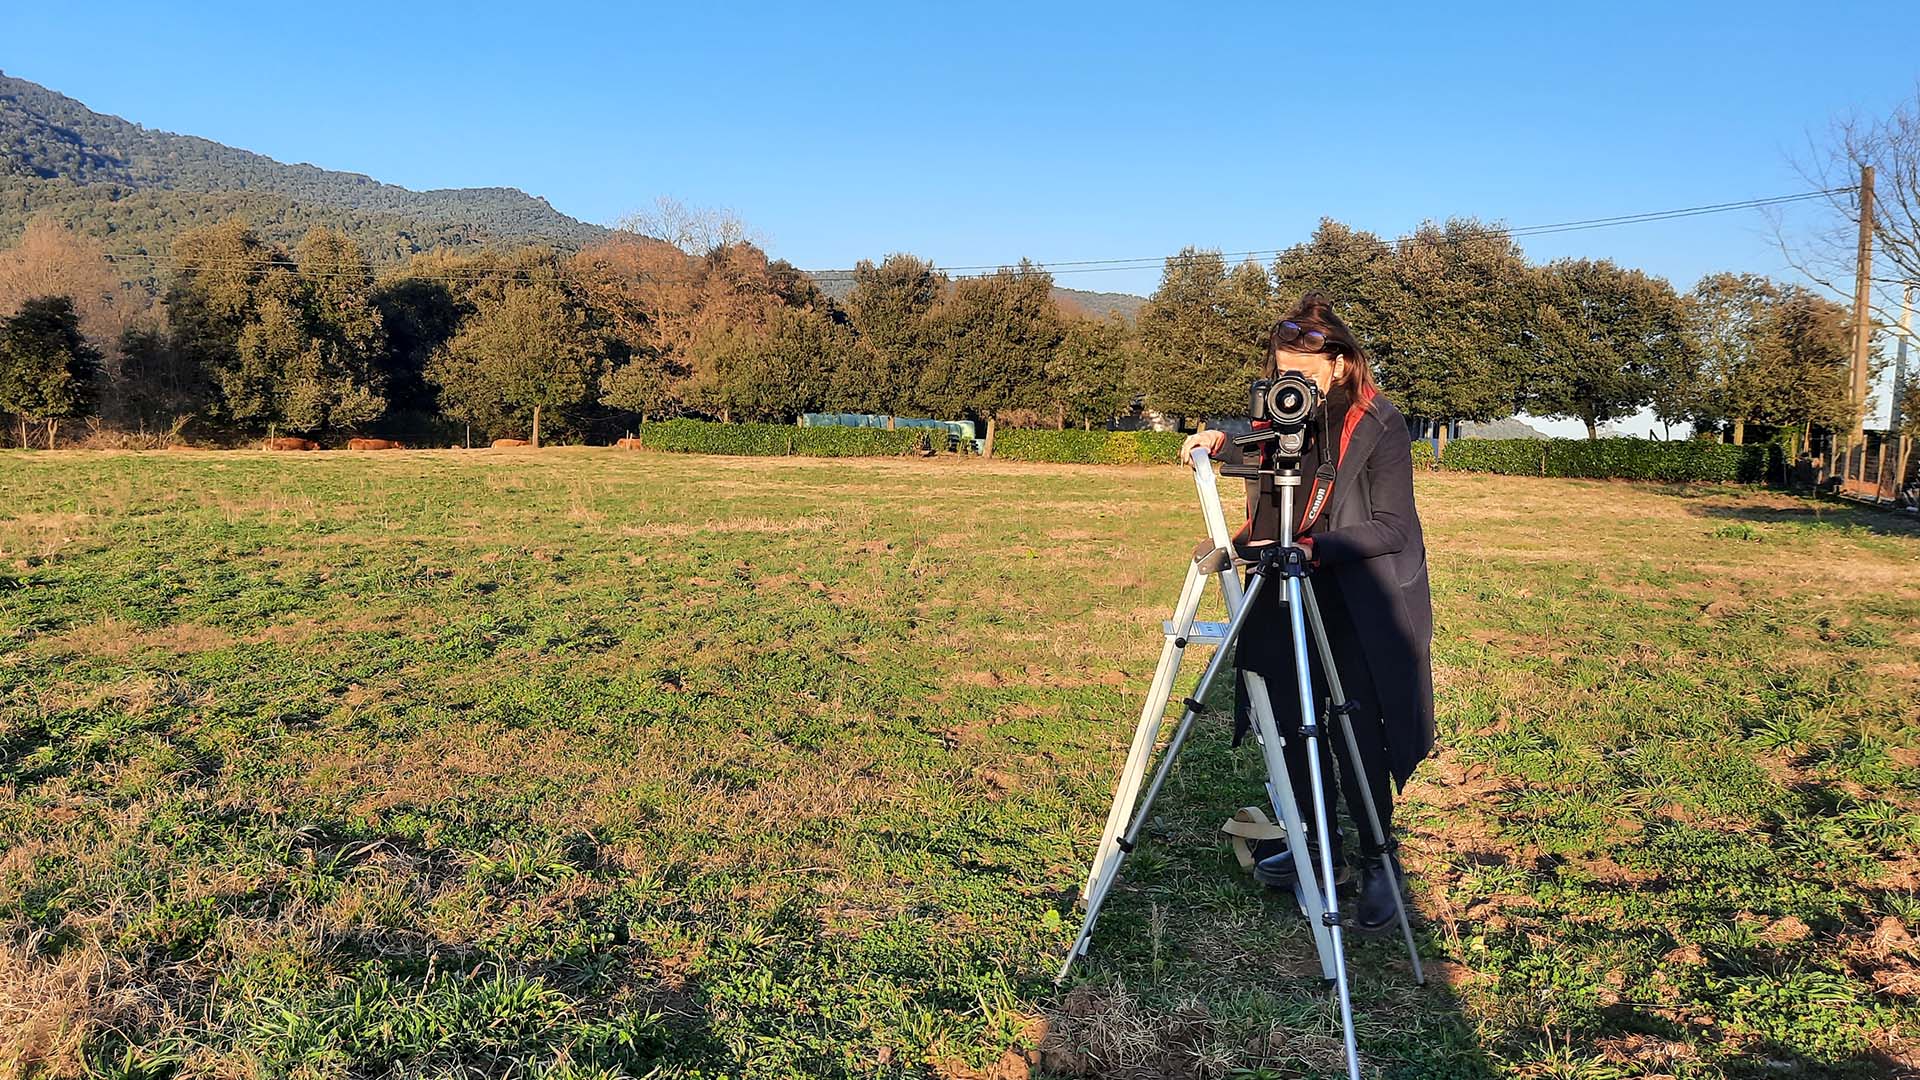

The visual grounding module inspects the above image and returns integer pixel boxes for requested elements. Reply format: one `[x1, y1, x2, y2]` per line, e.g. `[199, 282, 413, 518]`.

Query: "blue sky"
[5, 1, 1914, 433]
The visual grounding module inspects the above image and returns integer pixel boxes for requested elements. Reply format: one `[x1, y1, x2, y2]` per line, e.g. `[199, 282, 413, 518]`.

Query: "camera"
[1236, 370, 1323, 460]
[1250, 370, 1320, 427]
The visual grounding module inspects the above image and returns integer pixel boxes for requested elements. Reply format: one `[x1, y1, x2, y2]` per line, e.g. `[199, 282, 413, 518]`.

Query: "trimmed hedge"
[791, 426, 930, 457]
[991, 429, 1187, 465]
[637, 419, 925, 457]
[1442, 437, 1775, 483]
[631, 422, 1781, 482]
[1440, 439, 1551, 475]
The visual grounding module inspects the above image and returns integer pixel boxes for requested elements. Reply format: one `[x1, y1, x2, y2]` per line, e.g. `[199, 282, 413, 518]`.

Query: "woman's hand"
[1178, 429, 1228, 465]
[1294, 536, 1316, 567]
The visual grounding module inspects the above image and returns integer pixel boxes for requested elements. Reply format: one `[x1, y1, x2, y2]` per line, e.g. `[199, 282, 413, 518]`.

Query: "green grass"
[1, 449, 1917, 1079]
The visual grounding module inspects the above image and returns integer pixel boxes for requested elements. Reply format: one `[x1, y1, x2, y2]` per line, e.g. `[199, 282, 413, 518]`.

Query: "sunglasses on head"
[1274, 320, 1330, 352]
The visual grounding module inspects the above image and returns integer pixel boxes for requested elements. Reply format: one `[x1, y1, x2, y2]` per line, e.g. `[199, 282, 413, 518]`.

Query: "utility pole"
[1897, 288, 1916, 505]
[1893, 286, 1913, 433]
[1849, 164, 1876, 440]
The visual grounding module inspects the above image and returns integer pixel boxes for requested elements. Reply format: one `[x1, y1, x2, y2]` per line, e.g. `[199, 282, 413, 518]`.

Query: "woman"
[1178, 292, 1435, 933]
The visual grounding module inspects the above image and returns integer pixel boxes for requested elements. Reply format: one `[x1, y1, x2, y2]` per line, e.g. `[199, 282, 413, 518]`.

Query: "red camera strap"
[1298, 465, 1337, 535]
[1295, 390, 1374, 535]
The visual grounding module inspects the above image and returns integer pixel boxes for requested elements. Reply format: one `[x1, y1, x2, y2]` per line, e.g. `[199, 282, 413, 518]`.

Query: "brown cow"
[347, 438, 405, 450]
[492, 438, 531, 448]
[266, 437, 319, 451]
[614, 437, 643, 449]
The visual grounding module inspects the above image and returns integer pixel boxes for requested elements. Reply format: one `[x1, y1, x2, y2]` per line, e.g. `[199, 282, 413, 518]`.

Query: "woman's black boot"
[1354, 852, 1406, 933]
[1253, 828, 1348, 889]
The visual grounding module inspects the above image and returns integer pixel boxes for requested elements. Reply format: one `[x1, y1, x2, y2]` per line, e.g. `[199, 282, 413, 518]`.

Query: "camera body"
[1238, 370, 1323, 460]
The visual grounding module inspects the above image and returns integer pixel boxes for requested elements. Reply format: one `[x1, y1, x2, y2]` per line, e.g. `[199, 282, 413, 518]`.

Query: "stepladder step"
[1164, 619, 1231, 644]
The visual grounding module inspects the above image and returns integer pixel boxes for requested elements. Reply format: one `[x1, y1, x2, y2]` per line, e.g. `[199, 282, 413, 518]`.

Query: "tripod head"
[1239, 539, 1314, 579]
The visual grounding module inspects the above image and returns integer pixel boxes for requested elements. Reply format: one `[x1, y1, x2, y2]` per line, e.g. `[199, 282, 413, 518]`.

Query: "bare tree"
[1771, 89, 1920, 428]
[0, 219, 147, 350]
[1780, 89, 1920, 328]
[616, 196, 759, 256]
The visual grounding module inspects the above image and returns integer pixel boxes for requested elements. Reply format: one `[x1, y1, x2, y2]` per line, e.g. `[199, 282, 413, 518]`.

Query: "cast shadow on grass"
[1678, 494, 1920, 540]
[290, 823, 736, 1076]
[1045, 656, 1913, 1078]
[1047, 701, 1501, 1079]
[52, 805, 736, 1079]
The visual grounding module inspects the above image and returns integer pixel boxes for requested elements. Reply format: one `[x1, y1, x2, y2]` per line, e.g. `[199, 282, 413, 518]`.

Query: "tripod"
[1059, 447, 1423, 1080]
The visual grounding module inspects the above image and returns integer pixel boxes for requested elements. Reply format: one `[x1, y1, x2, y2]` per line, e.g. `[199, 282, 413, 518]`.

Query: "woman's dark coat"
[1222, 393, 1435, 786]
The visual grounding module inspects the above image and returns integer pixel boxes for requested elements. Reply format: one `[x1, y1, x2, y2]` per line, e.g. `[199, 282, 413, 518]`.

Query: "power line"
[813, 188, 1851, 276]
[85, 186, 1852, 285]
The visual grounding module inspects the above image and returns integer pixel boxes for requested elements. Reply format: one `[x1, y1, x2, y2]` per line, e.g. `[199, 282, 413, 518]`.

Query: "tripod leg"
[1064, 572, 1274, 979]
[1285, 576, 1362, 1080]
[1299, 582, 1424, 987]
[1239, 669, 1336, 979]
[1078, 558, 1211, 912]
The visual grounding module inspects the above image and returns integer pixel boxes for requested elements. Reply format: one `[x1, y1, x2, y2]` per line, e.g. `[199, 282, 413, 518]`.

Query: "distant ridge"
[0, 71, 1155, 317]
[1459, 416, 1551, 439]
[0, 71, 608, 260]
[809, 271, 1145, 322]
[1051, 287, 1145, 321]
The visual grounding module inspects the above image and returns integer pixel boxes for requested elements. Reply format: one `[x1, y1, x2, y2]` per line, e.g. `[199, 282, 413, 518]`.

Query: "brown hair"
[1264, 292, 1378, 404]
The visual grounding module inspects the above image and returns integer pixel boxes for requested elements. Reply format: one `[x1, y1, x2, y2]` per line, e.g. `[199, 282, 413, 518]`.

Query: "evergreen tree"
[165, 222, 388, 436]
[1378, 220, 1533, 434]
[700, 305, 850, 422]
[224, 272, 314, 431]
[842, 254, 945, 414]
[166, 220, 276, 402]
[293, 229, 388, 430]
[1136, 249, 1268, 427]
[1767, 286, 1855, 436]
[371, 275, 463, 416]
[0, 296, 102, 447]
[919, 261, 1062, 454]
[1047, 315, 1138, 429]
[1269, 220, 1397, 350]
[426, 282, 603, 446]
[1683, 273, 1780, 442]
[1523, 259, 1690, 440]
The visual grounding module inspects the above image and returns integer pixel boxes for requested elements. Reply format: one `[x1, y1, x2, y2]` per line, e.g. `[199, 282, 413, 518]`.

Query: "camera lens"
[1276, 385, 1304, 418]
[1263, 372, 1316, 426]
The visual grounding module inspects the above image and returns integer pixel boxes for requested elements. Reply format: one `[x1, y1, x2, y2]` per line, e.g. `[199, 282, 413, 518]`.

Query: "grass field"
[2, 448, 1917, 1080]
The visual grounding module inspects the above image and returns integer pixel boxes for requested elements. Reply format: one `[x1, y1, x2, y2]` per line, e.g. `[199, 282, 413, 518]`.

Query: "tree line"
[0, 213, 1870, 450]
[1152, 219, 1862, 445]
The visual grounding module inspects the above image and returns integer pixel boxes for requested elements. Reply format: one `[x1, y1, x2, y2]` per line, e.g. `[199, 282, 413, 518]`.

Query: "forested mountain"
[0, 71, 608, 259]
[0, 72, 1152, 315]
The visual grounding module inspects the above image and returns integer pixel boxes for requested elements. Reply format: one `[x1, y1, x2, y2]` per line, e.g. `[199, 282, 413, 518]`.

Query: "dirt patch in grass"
[32, 618, 235, 659]
[0, 935, 149, 1080]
